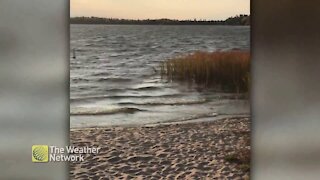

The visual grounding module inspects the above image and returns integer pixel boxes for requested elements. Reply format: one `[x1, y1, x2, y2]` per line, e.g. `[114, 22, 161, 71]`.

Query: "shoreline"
[70, 114, 250, 130]
[70, 117, 250, 179]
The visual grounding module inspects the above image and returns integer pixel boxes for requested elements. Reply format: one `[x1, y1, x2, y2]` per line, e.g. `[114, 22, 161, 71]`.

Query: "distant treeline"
[70, 15, 250, 25]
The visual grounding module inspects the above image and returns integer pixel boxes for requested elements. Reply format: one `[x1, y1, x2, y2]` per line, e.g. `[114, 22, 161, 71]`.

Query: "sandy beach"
[70, 117, 250, 179]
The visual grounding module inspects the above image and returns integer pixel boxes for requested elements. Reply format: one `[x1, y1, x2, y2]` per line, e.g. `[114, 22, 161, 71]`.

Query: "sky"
[70, 0, 250, 20]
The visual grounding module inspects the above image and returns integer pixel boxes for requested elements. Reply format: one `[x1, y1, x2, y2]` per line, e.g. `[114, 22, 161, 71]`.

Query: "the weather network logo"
[32, 145, 49, 163]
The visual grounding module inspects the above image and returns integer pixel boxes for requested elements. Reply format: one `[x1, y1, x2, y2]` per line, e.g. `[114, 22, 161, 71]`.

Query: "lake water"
[70, 24, 250, 128]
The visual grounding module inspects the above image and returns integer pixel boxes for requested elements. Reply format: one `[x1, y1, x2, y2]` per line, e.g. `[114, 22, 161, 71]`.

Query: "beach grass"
[160, 51, 250, 92]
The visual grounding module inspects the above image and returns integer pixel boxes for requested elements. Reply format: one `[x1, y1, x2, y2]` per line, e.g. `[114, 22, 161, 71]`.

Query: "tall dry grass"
[160, 51, 250, 92]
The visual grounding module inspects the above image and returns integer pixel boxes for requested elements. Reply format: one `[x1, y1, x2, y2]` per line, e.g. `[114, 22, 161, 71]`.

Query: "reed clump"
[160, 51, 250, 92]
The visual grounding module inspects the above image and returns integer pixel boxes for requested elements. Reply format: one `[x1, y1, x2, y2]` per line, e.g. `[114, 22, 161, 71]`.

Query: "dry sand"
[70, 117, 250, 179]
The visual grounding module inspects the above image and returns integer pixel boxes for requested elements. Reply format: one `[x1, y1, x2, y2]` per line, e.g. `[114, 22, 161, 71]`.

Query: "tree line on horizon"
[70, 15, 250, 25]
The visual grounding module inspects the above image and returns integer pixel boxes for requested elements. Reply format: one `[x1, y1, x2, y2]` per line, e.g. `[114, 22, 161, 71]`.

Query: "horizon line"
[70, 14, 250, 21]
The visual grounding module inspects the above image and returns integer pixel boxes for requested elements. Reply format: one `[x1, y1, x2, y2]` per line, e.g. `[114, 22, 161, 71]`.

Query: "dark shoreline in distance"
[70, 15, 250, 26]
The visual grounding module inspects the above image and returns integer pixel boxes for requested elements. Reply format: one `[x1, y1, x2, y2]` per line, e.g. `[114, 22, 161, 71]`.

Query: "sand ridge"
[70, 118, 250, 179]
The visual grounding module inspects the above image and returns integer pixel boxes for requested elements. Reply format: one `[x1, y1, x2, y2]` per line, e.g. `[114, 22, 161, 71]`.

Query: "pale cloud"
[70, 0, 249, 20]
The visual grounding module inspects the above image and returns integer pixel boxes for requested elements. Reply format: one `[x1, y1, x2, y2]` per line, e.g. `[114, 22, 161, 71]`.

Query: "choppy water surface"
[70, 25, 250, 128]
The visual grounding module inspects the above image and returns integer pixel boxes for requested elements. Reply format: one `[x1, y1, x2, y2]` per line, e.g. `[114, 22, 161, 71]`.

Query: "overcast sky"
[71, 0, 250, 20]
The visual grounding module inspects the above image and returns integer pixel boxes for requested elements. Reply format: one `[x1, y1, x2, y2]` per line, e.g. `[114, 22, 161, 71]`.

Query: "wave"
[130, 86, 161, 91]
[118, 99, 207, 106]
[71, 107, 144, 116]
[96, 77, 132, 82]
[70, 93, 182, 102]
[172, 112, 218, 122]
[91, 72, 111, 76]
[71, 78, 90, 83]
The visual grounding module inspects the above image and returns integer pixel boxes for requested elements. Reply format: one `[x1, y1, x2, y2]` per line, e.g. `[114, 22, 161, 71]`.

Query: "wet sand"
[70, 117, 250, 179]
